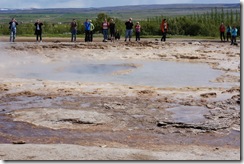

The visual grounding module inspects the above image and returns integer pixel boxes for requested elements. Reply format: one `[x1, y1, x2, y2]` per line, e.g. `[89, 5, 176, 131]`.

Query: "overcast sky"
[0, 0, 241, 9]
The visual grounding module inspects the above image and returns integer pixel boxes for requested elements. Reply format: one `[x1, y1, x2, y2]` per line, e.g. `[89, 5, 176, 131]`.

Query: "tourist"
[70, 19, 77, 42]
[102, 18, 109, 42]
[160, 18, 168, 42]
[34, 20, 43, 42]
[135, 22, 141, 42]
[226, 25, 232, 42]
[231, 26, 238, 45]
[125, 18, 133, 42]
[219, 22, 226, 42]
[9, 18, 18, 42]
[89, 20, 95, 42]
[84, 19, 91, 42]
[109, 19, 116, 42]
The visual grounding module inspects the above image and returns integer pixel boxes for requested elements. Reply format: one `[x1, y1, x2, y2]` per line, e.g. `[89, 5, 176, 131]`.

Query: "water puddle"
[166, 106, 209, 124]
[0, 54, 233, 87]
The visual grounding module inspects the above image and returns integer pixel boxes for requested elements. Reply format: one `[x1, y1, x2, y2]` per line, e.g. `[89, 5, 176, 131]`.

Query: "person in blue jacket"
[226, 25, 232, 42]
[84, 19, 91, 42]
[231, 26, 238, 45]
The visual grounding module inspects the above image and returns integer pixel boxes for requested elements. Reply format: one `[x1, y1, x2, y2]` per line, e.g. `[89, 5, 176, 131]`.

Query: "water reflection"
[166, 106, 209, 124]
[0, 56, 233, 87]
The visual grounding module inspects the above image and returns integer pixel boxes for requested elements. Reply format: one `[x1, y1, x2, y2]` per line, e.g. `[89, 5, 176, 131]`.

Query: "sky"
[0, 0, 241, 9]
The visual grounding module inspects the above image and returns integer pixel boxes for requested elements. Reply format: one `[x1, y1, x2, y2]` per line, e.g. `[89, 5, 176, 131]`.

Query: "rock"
[157, 122, 167, 127]
[13, 141, 26, 144]
[138, 90, 155, 96]
[192, 42, 201, 45]
[200, 93, 217, 98]
[179, 55, 199, 59]
[99, 145, 107, 148]
[206, 104, 215, 109]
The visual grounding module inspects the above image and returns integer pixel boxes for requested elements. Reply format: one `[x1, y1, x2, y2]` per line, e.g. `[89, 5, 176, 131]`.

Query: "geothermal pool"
[0, 54, 229, 87]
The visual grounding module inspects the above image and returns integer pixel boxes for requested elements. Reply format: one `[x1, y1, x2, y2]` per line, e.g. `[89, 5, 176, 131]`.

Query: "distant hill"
[0, 4, 240, 23]
[0, 4, 240, 14]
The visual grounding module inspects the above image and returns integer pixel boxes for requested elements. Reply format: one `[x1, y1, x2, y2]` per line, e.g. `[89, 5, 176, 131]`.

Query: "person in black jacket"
[34, 20, 43, 42]
[125, 18, 133, 42]
[109, 19, 116, 42]
[9, 18, 18, 42]
[70, 19, 77, 42]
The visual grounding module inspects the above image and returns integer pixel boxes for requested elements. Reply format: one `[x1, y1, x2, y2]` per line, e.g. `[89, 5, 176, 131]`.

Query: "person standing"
[125, 18, 133, 42]
[9, 18, 18, 42]
[109, 19, 116, 42]
[219, 22, 226, 42]
[160, 19, 168, 42]
[84, 19, 91, 42]
[34, 19, 43, 43]
[89, 20, 95, 42]
[226, 25, 232, 42]
[102, 18, 109, 42]
[231, 26, 238, 45]
[135, 22, 141, 42]
[70, 19, 77, 42]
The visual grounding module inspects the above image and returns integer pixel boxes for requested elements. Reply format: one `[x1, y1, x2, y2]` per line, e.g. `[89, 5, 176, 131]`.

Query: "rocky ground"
[0, 38, 241, 160]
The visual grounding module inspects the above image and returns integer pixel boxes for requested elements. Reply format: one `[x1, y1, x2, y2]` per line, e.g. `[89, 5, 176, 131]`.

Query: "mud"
[0, 38, 240, 160]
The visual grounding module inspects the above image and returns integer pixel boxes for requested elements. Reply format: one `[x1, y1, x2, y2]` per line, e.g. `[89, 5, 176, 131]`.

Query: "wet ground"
[0, 94, 240, 149]
[0, 39, 240, 160]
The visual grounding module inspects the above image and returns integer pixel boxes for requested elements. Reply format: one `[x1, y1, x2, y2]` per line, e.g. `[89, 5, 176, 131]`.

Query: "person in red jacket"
[160, 19, 168, 42]
[219, 22, 226, 42]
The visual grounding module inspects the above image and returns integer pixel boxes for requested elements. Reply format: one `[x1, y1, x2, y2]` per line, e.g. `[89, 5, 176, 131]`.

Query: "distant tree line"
[0, 7, 240, 37]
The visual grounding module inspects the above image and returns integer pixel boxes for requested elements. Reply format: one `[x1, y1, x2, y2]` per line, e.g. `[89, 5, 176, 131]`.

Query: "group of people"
[123, 18, 169, 42]
[9, 17, 43, 42]
[8, 17, 238, 45]
[7, 17, 162, 43]
[7, 17, 168, 43]
[219, 22, 238, 45]
[93, 18, 121, 42]
[83, 19, 95, 42]
[74, 17, 141, 43]
[76, 18, 121, 42]
[88, 17, 166, 42]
